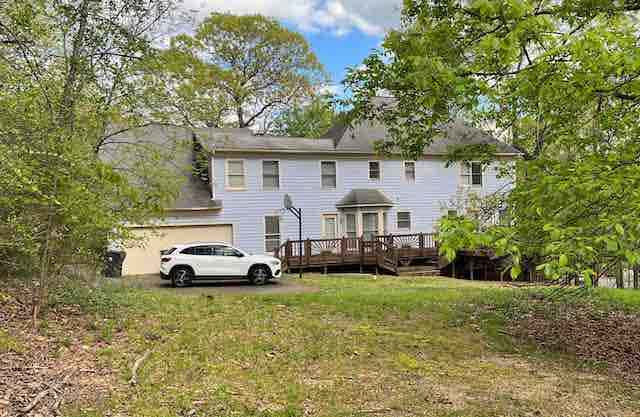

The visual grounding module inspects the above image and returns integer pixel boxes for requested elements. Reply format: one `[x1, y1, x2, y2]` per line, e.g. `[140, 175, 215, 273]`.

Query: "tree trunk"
[616, 261, 624, 289]
[634, 266, 639, 290]
[60, 0, 92, 126]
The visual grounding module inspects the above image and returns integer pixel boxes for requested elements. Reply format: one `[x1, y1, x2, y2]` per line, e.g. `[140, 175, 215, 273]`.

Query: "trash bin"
[103, 250, 126, 278]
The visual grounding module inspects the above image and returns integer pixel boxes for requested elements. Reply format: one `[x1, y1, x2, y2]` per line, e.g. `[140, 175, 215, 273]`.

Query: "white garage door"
[122, 224, 233, 276]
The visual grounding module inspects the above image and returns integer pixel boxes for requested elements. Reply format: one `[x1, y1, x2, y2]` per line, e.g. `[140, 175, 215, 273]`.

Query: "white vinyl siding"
[262, 160, 280, 190]
[321, 161, 337, 189]
[264, 216, 281, 253]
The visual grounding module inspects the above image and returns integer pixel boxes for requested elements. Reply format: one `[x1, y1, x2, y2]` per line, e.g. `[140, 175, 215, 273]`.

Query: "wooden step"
[397, 265, 439, 273]
[397, 266, 441, 276]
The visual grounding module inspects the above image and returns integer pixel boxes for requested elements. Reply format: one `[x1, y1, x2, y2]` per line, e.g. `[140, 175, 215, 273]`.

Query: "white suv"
[159, 242, 282, 287]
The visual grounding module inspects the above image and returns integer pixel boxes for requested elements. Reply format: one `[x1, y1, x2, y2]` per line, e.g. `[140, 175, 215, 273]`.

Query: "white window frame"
[320, 160, 337, 190]
[403, 161, 416, 183]
[396, 211, 412, 230]
[361, 211, 381, 240]
[225, 159, 247, 191]
[261, 159, 280, 191]
[460, 161, 484, 188]
[343, 212, 358, 239]
[368, 160, 382, 181]
[321, 213, 339, 239]
[264, 215, 281, 253]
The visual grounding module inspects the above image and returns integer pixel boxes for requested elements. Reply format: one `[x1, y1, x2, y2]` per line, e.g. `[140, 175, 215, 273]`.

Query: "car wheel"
[171, 267, 193, 288]
[249, 266, 270, 285]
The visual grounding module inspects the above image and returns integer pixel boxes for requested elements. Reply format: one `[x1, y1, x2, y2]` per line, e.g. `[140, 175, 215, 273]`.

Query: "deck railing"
[277, 233, 439, 274]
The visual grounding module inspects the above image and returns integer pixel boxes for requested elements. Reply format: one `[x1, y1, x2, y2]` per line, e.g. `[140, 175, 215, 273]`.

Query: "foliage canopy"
[345, 0, 640, 282]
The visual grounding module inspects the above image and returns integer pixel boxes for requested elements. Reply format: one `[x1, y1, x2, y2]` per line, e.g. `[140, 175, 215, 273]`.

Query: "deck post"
[359, 237, 364, 273]
[305, 239, 311, 267]
[634, 265, 639, 289]
[341, 237, 346, 263]
[469, 257, 475, 280]
[419, 233, 425, 257]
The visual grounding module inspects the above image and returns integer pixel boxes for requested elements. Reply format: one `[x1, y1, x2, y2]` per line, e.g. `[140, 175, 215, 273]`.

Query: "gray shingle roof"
[196, 127, 336, 154]
[195, 120, 520, 156]
[325, 119, 521, 155]
[99, 124, 221, 211]
[336, 189, 394, 208]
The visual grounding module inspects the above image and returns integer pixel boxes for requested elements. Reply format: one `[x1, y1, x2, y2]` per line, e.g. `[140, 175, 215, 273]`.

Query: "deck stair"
[397, 265, 442, 276]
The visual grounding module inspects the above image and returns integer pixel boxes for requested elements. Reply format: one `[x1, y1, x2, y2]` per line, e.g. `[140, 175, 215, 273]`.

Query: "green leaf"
[559, 254, 568, 267]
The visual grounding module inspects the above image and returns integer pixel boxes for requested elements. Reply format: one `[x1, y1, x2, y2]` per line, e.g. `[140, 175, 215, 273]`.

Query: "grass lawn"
[56, 275, 640, 417]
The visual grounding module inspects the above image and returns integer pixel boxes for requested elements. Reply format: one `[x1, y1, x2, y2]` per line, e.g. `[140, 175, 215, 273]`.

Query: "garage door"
[122, 224, 233, 276]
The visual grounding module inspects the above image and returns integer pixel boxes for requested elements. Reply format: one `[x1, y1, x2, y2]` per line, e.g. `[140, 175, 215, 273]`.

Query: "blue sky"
[296, 29, 382, 93]
[183, 0, 402, 96]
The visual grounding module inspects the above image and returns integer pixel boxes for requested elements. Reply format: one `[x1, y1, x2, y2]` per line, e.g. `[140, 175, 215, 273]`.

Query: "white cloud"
[182, 0, 402, 37]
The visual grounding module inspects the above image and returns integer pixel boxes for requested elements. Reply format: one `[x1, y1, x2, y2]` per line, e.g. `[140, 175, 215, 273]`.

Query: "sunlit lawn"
[67, 275, 640, 417]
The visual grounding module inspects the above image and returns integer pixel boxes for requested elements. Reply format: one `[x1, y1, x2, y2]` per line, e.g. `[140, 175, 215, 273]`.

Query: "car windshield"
[161, 247, 177, 256]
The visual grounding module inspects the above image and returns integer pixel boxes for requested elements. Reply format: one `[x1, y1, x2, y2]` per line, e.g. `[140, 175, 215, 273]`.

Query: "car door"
[210, 245, 249, 277]
[179, 245, 211, 276]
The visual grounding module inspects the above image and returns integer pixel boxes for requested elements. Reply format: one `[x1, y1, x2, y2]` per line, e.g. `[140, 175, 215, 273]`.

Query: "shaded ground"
[2, 276, 640, 417]
[118, 274, 319, 295]
[506, 292, 640, 383]
[0, 289, 114, 417]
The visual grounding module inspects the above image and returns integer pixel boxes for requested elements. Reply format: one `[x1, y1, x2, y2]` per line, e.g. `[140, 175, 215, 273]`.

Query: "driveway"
[117, 274, 318, 296]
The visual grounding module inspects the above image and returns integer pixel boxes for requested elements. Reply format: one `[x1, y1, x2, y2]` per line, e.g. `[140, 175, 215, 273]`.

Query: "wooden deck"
[275, 233, 441, 275]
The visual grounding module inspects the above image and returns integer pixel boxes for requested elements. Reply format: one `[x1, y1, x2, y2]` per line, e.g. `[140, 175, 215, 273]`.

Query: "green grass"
[62, 275, 640, 417]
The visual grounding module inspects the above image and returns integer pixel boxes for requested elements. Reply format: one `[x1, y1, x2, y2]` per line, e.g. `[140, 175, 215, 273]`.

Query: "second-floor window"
[321, 161, 337, 189]
[226, 160, 246, 189]
[262, 161, 280, 190]
[461, 162, 483, 187]
[404, 161, 415, 182]
[369, 161, 381, 180]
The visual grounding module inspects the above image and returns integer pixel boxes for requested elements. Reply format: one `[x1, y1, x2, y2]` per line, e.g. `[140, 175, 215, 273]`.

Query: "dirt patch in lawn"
[506, 296, 640, 383]
[0, 289, 114, 417]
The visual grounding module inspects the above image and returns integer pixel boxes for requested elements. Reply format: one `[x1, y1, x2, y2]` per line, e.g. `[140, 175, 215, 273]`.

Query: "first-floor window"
[397, 212, 411, 229]
[344, 213, 357, 238]
[265, 216, 281, 252]
[322, 214, 338, 239]
[461, 161, 483, 187]
[362, 213, 379, 240]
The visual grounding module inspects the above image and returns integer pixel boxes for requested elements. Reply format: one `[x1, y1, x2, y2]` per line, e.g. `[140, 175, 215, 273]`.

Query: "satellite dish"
[284, 194, 294, 209]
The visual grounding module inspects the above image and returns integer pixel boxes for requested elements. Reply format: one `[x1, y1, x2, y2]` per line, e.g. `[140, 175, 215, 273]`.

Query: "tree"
[271, 94, 338, 137]
[345, 0, 640, 283]
[159, 13, 326, 132]
[0, 0, 184, 325]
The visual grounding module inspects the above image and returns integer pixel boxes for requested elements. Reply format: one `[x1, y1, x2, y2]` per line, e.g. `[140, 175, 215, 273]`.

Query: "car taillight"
[161, 257, 171, 263]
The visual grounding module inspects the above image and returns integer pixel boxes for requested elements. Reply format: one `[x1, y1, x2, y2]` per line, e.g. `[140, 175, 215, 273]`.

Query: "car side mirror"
[234, 251, 244, 258]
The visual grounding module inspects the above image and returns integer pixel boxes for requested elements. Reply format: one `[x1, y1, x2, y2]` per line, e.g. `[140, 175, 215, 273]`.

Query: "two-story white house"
[114, 120, 519, 276]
